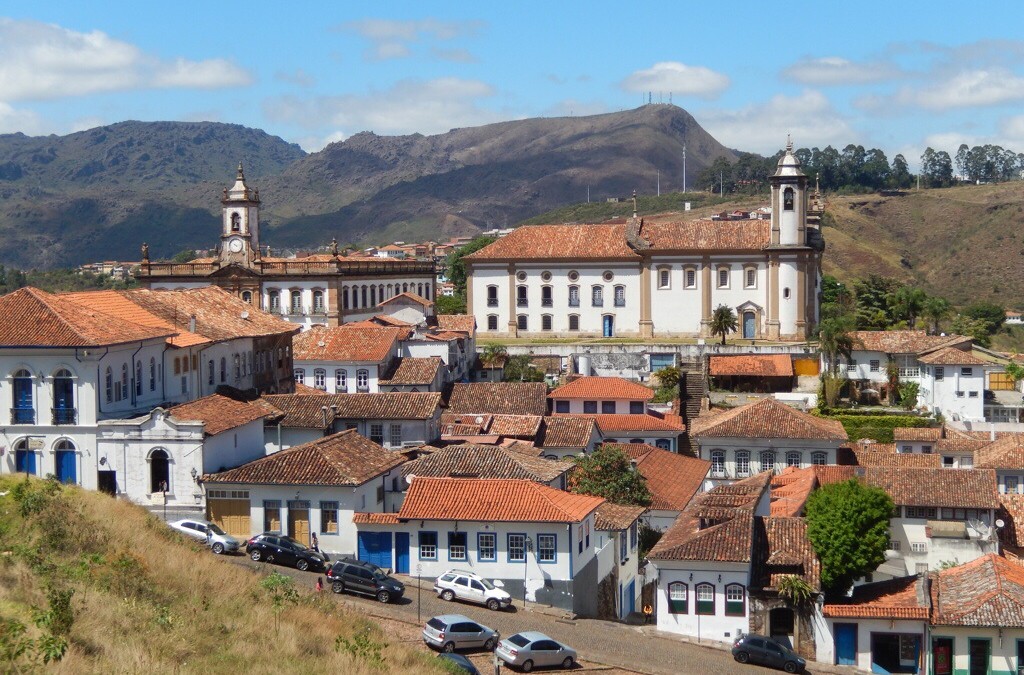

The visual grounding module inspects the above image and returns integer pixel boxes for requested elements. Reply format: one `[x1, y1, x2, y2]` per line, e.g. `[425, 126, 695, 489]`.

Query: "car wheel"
[332, 581, 344, 594]
[561, 656, 575, 669]
[484, 637, 496, 651]
[784, 661, 798, 673]
[441, 589, 455, 602]
[212, 542, 224, 555]
[296, 559, 309, 572]
[250, 549, 262, 562]
[521, 660, 534, 673]
[735, 651, 749, 664]
[376, 590, 390, 603]
[486, 598, 501, 611]
[442, 642, 455, 654]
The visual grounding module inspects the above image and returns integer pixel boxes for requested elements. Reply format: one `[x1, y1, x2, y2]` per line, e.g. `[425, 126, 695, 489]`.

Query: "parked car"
[495, 632, 576, 672]
[245, 533, 328, 572]
[434, 570, 512, 611]
[326, 557, 404, 603]
[731, 634, 806, 673]
[167, 518, 241, 555]
[436, 652, 480, 675]
[422, 614, 499, 653]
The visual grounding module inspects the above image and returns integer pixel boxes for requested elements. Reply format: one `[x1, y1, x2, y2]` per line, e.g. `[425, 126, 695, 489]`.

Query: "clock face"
[228, 238, 244, 253]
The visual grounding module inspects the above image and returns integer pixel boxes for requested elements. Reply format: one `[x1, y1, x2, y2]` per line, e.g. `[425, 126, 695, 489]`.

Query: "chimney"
[188, 314, 197, 333]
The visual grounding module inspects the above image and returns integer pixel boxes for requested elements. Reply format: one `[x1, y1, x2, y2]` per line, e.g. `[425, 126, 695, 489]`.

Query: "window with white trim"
[711, 450, 725, 477]
[725, 584, 745, 616]
[537, 534, 555, 562]
[718, 267, 729, 288]
[508, 534, 526, 562]
[668, 582, 687, 613]
[314, 369, 326, 390]
[335, 369, 347, 392]
[685, 268, 697, 289]
[658, 268, 670, 289]
[696, 583, 715, 615]
[735, 451, 750, 477]
[910, 542, 928, 553]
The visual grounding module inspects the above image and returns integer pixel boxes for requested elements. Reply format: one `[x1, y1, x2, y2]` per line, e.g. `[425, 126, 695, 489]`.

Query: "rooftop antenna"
[648, 92, 652, 105]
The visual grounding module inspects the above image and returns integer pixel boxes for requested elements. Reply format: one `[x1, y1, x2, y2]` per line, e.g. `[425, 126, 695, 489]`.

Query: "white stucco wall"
[654, 561, 751, 644]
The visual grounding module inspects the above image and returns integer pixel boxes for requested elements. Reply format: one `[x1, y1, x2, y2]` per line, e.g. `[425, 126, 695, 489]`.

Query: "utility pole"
[657, 170, 660, 197]
[587, 185, 590, 203]
[682, 144, 687, 194]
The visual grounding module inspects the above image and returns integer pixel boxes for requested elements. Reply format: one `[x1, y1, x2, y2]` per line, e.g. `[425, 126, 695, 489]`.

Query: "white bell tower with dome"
[769, 137, 808, 247]
[219, 162, 261, 267]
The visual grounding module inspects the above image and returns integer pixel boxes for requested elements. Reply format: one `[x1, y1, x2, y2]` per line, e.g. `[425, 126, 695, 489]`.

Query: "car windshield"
[207, 523, 227, 536]
[282, 537, 308, 551]
[507, 634, 531, 647]
[373, 571, 388, 581]
[427, 618, 447, 630]
[479, 578, 496, 590]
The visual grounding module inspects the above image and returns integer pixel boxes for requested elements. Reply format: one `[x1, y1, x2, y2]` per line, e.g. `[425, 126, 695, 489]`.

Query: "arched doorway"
[14, 438, 35, 475]
[743, 311, 756, 339]
[769, 607, 795, 648]
[12, 369, 33, 424]
[150, 448, 170, 493]
[54, 439, 76, 484]
[603, 315, 615, 338]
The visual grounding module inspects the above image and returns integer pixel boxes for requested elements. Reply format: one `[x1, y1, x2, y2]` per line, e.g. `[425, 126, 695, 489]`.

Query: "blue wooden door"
[603, 315, 613, 337]
[357, 532, 393, 570]
[55, 450, 76, 484]
[395, 532, 410, 574]
[835, 624, 857, 666]
[625, 579, 635, 615]
[15, 449, 35, 475]
[743, 312, 755, 339]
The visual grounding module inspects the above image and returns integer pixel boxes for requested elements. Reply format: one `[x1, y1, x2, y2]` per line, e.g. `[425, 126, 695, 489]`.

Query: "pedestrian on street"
[315, 577, 323, 593]
[311, 532, 319, 553]
[643, 604, 653, 624]
[205, 527, 213, 549]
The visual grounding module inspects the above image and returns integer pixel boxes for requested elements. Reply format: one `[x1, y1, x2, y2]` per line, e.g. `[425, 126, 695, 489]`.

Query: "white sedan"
[495, 632, 576, 672]
[167, 518, 240, 554]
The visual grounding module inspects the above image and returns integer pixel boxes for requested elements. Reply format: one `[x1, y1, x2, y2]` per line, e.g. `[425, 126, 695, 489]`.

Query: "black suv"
[245, 533, 328, 572]
[326, 557, 404, 603]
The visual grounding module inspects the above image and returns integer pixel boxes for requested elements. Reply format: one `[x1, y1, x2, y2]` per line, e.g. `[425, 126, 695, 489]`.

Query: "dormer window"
[783, 188, 794, 211]
[231, 212, 241, 232]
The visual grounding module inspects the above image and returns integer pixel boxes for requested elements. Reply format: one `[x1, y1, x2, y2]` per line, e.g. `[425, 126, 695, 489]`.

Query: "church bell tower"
[769, 137, 809, 247]
[219, 162, 261, 267]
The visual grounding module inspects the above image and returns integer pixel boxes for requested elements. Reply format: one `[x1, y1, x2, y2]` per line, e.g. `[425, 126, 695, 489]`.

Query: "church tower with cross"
[219, 162, 261, 268]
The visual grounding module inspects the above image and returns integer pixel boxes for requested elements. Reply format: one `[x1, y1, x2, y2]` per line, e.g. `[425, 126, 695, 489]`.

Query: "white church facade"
[464, 143, 824, 341]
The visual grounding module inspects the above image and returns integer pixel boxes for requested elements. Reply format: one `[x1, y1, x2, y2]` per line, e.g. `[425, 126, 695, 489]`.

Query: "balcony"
[487, 298, 499, 307]
[11, 408, 34, 424]
[592, 300, 604, 307]
[898, 367, 921, 378]
[568, 298, 580, 308]
[356, 386, 370, 393]
[614, 298, 626, 307]
[517, 298, 528, 308]
[541, 298, 553, 307]
[52, 408, 77, 425]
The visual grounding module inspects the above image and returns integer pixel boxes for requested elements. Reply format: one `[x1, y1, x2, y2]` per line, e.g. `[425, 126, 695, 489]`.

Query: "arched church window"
[231, 212, 241, 232]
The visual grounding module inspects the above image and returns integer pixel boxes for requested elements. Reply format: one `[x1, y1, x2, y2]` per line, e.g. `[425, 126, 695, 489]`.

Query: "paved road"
[222, 554, 812, 675]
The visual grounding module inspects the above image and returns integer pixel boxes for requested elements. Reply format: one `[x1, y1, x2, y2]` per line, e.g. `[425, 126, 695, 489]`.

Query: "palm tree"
[817, 316, 858, 375]
[481, 344, 508, 368]
[710, 304, 738, 345]
[922, 296, 951, 334]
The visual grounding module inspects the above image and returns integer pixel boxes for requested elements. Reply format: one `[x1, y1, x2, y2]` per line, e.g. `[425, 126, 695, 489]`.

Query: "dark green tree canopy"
[445, 236, 496, 296]
[806, 479, 894, 593]
[570, 445, 652, 507]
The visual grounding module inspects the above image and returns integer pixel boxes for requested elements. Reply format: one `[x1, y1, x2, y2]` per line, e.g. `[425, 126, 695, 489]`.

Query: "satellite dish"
[240, 310, 249, 319]
[996, 518, 1006, 529]
[405, 473, 416, 485]
[475, 416, 484, 425]
[318, 341, 326, 348]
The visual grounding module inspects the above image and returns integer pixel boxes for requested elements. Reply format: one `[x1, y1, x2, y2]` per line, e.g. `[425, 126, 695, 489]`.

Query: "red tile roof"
[379, 291, 432, 307]
[999, 495, 1024, 549]
[753, 517, 821, 591]
[893, 427, 942, 442]
[488, 414, 544, 439]
[436, 314, 476, 337]
[62, 290, 208, 348]
[464, 224, 640, 261]
[595, 503, 647, 531]
[379, 357, 443, 386]
[294, 382, 330, 396]
[578, 413, 685, 433]
[931, 554, 1024, 626]
[353, 512, 401, 524]
[263, 392, 442, 428]
[709, 354, 794, 378]
[639, 219, 772, 252]
[613, 443, 710, 512]
[854, 448, 942, 468]
[850, 330, 970, 355]
[549, 376, 654, 401]
[770, 467, 818, 518]
[169, 394, 269, 436]
[541, 416, 597, 449]
[446, 382, 549, 416]
[398, 477, 604, 523]
[917, 347, 988, 365]
[293, 325, 404, 362]
[975, 434, 1024, 469]
[400, 444, 570, 483]
[823, 575, 929, 619]
[865, 467, 999, 509]
[690, 398, 847, 440]
[203, 429, 405, 486]
[0, 287, 175, 347]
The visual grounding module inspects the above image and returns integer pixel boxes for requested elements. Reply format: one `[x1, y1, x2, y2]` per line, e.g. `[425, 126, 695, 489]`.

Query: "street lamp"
[523, 536, 533, 608]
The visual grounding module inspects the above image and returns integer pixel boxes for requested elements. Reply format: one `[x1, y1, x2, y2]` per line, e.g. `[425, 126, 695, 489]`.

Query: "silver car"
[422, 614, 498, 653]
[167, 518, 240, 554]
[495, 632, 577, 672]
[434, 570, 512, 611]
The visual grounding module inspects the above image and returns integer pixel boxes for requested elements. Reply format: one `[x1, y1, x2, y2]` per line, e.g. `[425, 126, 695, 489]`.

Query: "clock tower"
[219, 162, 261, 268]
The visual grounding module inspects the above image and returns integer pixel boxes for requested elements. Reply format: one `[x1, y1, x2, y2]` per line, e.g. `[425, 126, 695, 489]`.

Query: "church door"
[743, 311, 756, 339]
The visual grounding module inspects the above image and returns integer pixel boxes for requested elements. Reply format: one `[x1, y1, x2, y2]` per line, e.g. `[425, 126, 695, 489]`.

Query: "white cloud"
[297, 130, 348, 153]
[904, 69, 1024, 110]
[782, 56, 901, 85]
[339, 18, 483, 62]
[698, 90, 855, 154]
[0, 102, 45, 134]
[263, 77, 507, 137]
[0, 18, 251, 102]
[619, 62, 729, 99]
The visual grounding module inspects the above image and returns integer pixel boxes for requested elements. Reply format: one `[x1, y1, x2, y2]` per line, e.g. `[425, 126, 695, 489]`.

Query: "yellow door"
[207, 499, 251, 538]
[288, 509, 310, 545]
[989, 372, 1016, 391]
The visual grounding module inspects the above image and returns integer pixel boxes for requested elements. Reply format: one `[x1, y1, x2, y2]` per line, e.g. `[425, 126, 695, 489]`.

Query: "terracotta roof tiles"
[549, 376, 654, 401]
[975, 434, 1024, 469]
[865, 467, 999, 509]
[594, 503, 647, 531]
[823, 575, 929, 619]
[612, 443, 710, 512]
[400, 444, 570, 483]
[753, 517, 821, 591]
[446, 382, 549, 416]
[398, 477, 604, 523]
[850, 330, 970, 355]
[893, 427, 942, 442]
[931, 554, 1024, 626]
[541, 416, 597, 449]
[464, 223, 640, 261]
[709, 354, 794, 378]
[639, 219, 772, 252]
[435, 314, 476, 337]
[917, 346, 988, 365]
[379, 357, 443, 386]
[293, 325, 404, 363]
[169, 393, 269, 436]
[690, 398, 846, 440]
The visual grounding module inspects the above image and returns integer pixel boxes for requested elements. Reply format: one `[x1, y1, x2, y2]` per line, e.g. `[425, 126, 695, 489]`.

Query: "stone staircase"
[677, 358, 707, 456]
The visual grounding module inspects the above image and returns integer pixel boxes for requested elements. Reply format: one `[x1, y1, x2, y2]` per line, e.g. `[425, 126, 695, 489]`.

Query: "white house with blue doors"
[353, 477, 607, 615]
[200, 429, 406, 549]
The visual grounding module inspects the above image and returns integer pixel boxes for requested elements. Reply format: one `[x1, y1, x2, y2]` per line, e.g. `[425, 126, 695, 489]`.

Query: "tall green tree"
[889, 154, 913, 189]
[445, 236, 496, 296]
[710, 304, 738, 345]
[964, 301, 1006, 335]
[570, 445, 652, 507]
[806, 479, 894, 593]
[817, 316, 858, 375]
[886, 285, 927, 328]
[921, 296, 951, 334]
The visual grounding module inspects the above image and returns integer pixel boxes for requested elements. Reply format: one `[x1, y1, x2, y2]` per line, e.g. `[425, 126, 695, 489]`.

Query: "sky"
[2, 1, 1024, 167]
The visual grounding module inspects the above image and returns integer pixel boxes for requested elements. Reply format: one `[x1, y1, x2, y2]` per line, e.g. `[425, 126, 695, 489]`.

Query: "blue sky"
[2, 1, 1024, 167]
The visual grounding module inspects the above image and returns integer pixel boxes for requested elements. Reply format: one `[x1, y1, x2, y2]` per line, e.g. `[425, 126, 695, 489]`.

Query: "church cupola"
[219, 162, 261, 267]
[769, 137, 809, 246]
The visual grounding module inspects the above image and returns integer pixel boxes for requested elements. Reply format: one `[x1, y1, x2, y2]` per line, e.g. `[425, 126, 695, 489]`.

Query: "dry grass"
[0, 476, 445, 674]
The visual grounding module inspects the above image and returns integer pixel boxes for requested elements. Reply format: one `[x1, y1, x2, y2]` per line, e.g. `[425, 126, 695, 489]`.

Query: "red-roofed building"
[610, 443, 710, 530]
[354, 477, 609, 615]
[464, 146, 823, 341]
[549, 376, 654, 416]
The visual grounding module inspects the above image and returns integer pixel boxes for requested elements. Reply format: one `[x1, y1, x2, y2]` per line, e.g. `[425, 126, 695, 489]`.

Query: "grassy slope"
[0, 476, 442, 674]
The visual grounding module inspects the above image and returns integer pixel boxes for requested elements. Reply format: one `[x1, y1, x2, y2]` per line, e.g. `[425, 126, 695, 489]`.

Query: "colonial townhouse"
[975, 434, 1024, 493]
[445, 382, 550, 417]
[690, 398, 848, 485]
[611, 443, 711, 531]
[865, 467, 1000, 578]
[536, 416, 601, 458]
[261, 392, 443, 454]
[916, 347, 991, 423]
[136, 165, 437, 328]
[399, 444, 573, 490]
[840, 330, 970, 385]
[586, 412, 686, 451]
[292, 325, 406, 394]
[96, 393, 267, 507]
[464, 142, 823, 341]
[548, 376, 654, 415]
[594, 503, 647, 620]
[201, 429, 406, 551]
[353, 477, 607, 615]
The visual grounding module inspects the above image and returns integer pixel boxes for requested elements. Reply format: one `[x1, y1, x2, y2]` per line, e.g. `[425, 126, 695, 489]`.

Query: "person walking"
[642, 604, 653, 625]
[311, 532, 319, 553]
[315, 577, 323, 593]
[205, 526, 213, 549]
